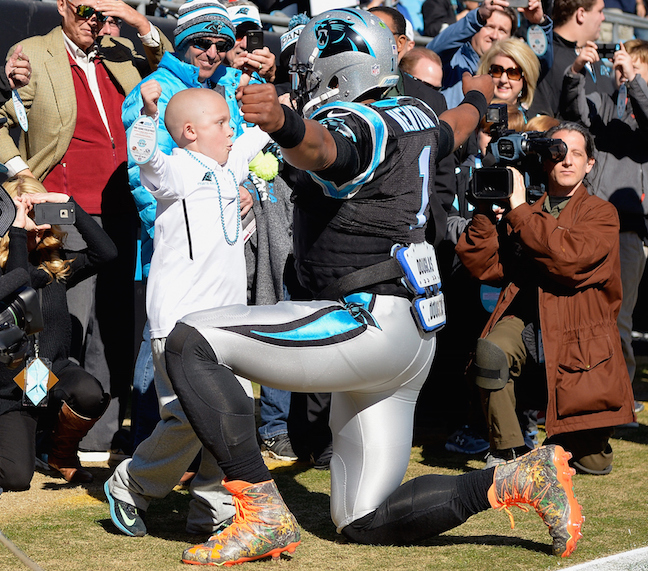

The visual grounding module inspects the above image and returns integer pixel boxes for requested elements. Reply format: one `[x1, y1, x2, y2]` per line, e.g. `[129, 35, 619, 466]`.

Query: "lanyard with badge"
[527, 23, 548, 61]
[12, 90, 28, 132]
[13, 333, 58, 408]
[617, 82, 627, 119]
[128, 115, 157, 165]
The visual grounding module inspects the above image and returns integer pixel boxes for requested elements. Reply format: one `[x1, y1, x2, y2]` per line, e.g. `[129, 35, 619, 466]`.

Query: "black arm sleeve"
[5, 227, 30, 276]
[438, 121, 455, 161]
[308, 130, 363, 187]
[64, 199, 118, 288]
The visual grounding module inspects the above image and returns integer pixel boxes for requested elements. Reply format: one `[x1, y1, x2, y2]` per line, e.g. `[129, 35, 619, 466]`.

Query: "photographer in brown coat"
[457, 121, 635, 475]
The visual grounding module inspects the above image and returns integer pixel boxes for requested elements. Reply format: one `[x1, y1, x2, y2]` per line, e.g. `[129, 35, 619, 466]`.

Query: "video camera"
[0, 278, 43, 367]
[470, 104, 567, 203]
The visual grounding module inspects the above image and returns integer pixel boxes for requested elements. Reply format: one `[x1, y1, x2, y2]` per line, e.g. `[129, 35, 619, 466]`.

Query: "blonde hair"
[624, 39, 648, 65]
[1, 176, 71, 283]
[477, 38, 540, 108]
[525, 114, 560, 133]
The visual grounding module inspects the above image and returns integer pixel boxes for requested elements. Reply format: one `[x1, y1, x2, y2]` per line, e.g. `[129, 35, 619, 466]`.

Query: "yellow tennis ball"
[249, 151, 279, 181]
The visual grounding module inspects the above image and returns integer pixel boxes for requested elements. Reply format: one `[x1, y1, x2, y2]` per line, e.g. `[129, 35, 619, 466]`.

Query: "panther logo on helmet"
[313, 19, 376, 59]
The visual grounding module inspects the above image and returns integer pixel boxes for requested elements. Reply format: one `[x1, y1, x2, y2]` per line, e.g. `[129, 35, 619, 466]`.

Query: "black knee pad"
[166, 322, 205, 360]
[165, 322, 259, 460]
[474, 338, 509, 390]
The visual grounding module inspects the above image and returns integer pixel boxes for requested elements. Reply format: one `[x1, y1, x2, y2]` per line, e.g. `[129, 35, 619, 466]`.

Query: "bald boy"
[104, 79, 269, 539]
[141, 83, 235, 165]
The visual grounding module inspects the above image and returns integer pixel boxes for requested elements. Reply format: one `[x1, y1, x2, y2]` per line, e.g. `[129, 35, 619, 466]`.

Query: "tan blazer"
[0, 26, 168, 181]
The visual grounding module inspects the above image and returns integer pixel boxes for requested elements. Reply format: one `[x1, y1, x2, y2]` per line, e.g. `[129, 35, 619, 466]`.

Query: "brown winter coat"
[456, 184, 635, 436]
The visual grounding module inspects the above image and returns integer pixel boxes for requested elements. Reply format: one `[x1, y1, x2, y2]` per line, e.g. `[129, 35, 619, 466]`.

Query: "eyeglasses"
[66, 0, 106, 22]
[488, 64, 523, 81]
[192, 38, 229, 53]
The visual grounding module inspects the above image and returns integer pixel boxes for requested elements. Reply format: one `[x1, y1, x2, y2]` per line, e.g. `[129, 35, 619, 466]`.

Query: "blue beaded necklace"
[185, 150, 241, 245]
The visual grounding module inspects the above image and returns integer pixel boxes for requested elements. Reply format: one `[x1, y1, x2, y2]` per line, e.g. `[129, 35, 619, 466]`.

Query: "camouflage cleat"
[487, 444, 584, 557]
[182, 479, 301, 566]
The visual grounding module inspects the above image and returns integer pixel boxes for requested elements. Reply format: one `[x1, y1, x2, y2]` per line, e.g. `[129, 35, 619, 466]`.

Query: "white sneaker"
[78, 450, 110, 462]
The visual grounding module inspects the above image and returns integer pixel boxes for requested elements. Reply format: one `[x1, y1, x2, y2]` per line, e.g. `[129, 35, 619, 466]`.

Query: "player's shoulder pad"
[310, 100, 386, 144]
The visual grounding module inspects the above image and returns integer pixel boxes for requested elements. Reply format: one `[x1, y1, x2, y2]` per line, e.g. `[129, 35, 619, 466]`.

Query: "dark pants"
[67, 211, 137, 452]
[0, 360, 109, 491]
[480, 317, 614, 471]
[0, 409, 38, 491]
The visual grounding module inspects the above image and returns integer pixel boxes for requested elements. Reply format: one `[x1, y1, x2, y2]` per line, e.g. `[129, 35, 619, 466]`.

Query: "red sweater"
[43, 54, 127, 215]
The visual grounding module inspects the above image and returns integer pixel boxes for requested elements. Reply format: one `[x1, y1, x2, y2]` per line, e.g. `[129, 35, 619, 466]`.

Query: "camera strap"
[13, 351, 58, 408]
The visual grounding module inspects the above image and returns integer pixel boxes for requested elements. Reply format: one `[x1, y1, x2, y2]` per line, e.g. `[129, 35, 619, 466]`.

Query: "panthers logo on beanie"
[205, 21, 226, 35]
[314, 19, 376, 59]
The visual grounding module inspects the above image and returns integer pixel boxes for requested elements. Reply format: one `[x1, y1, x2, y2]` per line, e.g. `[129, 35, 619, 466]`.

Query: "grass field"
[0, 375, 646, 571]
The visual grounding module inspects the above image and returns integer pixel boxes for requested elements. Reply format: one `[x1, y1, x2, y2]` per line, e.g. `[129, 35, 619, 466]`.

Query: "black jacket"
[529, 32, 615, 117]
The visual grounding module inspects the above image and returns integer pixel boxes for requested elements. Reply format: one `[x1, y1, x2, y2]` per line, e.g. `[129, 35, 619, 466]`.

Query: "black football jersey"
[291, 96, 441, 298]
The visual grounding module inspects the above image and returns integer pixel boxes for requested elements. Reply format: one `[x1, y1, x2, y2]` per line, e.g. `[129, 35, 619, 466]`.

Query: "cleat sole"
[181, 541, 301, 566]
[551, 446, 584, 557]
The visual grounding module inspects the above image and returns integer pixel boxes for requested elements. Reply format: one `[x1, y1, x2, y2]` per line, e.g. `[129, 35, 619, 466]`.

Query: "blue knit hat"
[280, 13, 309, 54]
[174, 0, 236, 52]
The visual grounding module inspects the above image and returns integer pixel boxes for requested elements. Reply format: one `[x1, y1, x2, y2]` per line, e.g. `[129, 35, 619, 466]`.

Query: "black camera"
[470, 104, 567, 203]
[597, 43, 620, 59]
[0, 284, 43, 335]
[0, 284, 44, 367]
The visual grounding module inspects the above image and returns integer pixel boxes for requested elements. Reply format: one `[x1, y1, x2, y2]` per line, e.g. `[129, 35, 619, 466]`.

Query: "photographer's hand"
[12, 196, 50, 234]
[12, 197, 29, 229]
[24, 192, 70, 205]
[478, 0, 509, 23]
[239, 48, 277, 83]
[572, 41, 599, 74]
[614, 42, 635, 83]
[507, 167, 526, 210]
[521, 0, 544, 25]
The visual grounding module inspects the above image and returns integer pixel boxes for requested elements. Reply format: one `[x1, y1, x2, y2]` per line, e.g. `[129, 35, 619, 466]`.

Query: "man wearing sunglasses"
[427, 0, 552, 109]
[0, 0, 172, 467]
[99, 16, 123, 38]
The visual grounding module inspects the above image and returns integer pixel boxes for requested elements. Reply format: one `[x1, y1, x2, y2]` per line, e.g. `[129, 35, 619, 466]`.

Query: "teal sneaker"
[104, 481, 147, 537]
